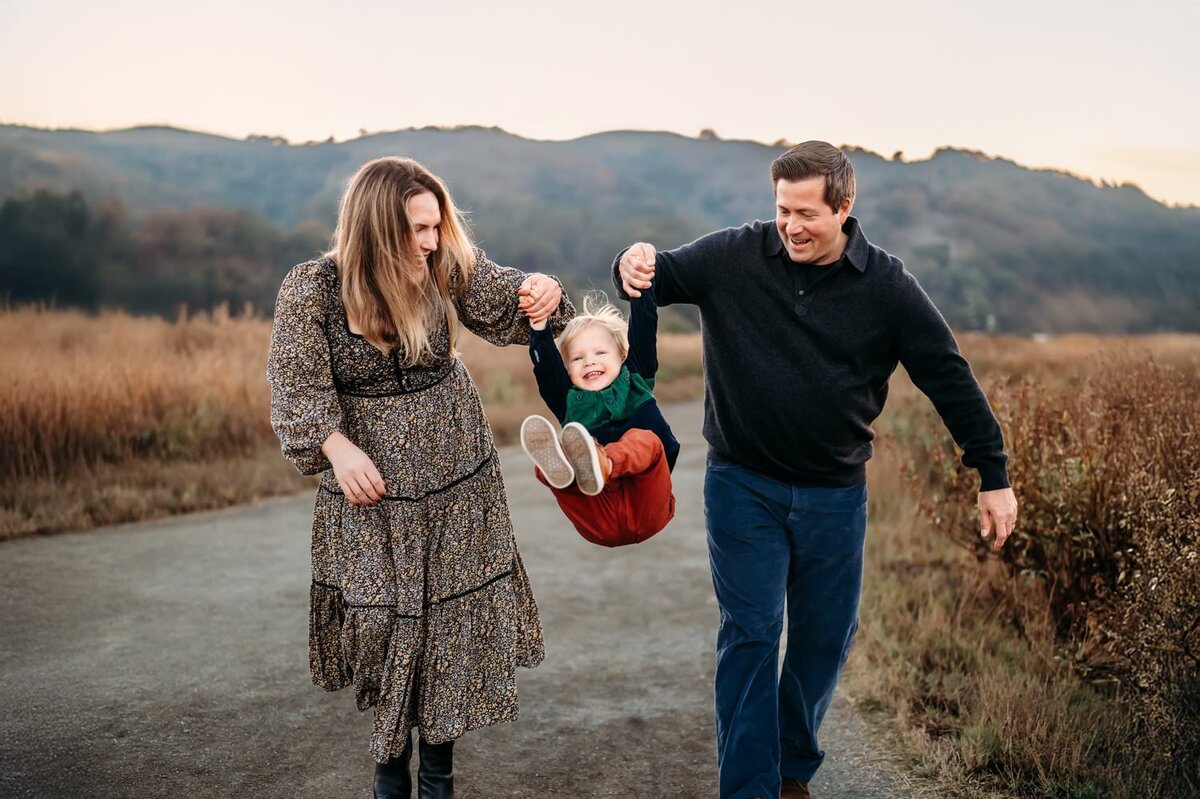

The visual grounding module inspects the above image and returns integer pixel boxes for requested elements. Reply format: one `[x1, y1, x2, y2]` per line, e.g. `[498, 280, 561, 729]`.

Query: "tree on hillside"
[0, 191, 131, 309]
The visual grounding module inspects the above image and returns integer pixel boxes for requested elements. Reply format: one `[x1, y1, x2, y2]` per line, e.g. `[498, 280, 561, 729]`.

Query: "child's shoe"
[520, 415, 574, 488]
[560, 422, 612, 496]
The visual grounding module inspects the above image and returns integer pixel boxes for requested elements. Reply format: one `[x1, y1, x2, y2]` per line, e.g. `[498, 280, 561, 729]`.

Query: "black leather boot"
[373, 734, 413, 799]
[416, 737, 454, 799]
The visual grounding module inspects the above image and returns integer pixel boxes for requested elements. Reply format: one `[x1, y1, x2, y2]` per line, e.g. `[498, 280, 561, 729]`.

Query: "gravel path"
[0, 401, 912, 798]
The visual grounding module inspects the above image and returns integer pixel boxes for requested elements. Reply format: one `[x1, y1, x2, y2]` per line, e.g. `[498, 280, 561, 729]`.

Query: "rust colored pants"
[535, 428, 676, 547]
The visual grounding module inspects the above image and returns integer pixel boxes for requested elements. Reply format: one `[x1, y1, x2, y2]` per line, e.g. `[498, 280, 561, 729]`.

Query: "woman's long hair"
[329, 156, 476, 366]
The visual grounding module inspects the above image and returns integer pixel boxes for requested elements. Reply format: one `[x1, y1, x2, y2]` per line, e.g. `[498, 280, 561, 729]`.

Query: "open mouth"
[583, 369, 605, 381]
[789, 236, 813, 247]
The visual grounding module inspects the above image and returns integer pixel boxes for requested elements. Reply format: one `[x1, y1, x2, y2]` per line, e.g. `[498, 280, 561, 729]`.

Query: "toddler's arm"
[625, 283, 659, 385]
[528, 318, 571, 422]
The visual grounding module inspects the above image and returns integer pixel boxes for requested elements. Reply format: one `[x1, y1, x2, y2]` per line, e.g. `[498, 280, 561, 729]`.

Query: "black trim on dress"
[319, 452, 494, 502]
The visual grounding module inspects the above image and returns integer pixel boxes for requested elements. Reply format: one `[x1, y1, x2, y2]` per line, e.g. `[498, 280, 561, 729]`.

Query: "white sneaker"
[520, 415, 574, 489]
[560, 422, 608, 496]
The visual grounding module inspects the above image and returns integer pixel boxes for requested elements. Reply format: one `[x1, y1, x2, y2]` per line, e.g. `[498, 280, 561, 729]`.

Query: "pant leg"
[606, 429, 675, 543]
[704, 457, 792, 799]
[536, 430, 674, 547]
[535, 468, 622, 546]
[778, 482, 868, 784]
[606, 428, 665, 479]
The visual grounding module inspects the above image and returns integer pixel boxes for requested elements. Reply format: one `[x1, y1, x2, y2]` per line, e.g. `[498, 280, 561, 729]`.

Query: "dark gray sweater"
[612, 216, 1010, 491]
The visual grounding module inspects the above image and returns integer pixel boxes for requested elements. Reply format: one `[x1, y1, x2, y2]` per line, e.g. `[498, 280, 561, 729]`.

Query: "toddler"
[519, 288, 678, 547]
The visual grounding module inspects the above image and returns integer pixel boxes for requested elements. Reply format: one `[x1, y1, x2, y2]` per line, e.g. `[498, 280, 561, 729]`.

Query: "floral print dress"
[266, 250, 573, 762]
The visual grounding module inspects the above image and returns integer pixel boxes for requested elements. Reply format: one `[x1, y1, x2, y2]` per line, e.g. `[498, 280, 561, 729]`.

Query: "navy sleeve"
[529, 324, 571, 423]
[894, 265, 1010, 491]
[624, 284, 659, 383]
[612, 227, 737, 308]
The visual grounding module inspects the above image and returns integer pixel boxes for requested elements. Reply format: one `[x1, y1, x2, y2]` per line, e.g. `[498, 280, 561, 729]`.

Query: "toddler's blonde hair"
[557, 291, 629, 362]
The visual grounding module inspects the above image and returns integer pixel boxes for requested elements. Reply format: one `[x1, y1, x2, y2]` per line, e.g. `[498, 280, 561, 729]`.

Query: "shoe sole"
[520, 416, 574, 489]
[561, 422, 604, 496]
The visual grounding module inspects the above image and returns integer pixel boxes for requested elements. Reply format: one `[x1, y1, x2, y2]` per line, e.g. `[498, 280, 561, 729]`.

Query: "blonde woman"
[267, 156, 573, 799]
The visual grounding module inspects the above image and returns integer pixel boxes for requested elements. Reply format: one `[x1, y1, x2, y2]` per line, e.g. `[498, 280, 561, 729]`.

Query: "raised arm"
[453, 248, 574, 346]
[624, 283, 659, 384]
[528, 323, 571, 422]
[611, 227, 736, 308]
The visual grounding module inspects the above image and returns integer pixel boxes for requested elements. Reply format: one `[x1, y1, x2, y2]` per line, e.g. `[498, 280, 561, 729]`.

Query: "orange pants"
[535, 428, 676, 547]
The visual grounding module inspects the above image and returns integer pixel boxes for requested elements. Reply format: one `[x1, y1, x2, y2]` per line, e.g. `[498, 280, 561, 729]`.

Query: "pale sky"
[2, 0, 1198, 205]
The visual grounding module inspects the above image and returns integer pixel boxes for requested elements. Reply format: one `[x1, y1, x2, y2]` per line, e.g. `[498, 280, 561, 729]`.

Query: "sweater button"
[798, 290, 806, 296]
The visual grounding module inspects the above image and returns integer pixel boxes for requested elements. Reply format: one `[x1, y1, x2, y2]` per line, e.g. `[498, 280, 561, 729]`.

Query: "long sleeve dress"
[266, 249, 574, 762]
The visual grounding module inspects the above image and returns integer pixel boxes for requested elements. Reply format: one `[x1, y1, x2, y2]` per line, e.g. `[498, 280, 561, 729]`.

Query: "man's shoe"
[520, 415, 574, 488]
[560, 422, 610, 496]
[781, 777, 810, 799]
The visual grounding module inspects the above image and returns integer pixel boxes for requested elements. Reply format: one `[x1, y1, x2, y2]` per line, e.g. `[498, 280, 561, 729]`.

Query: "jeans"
[704, 456, 867, 799]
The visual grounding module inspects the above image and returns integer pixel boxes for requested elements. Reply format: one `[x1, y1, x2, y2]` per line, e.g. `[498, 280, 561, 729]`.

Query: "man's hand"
[619, 243, 656, 298]
[322, 431, 386, 506]
[978, 487, 1018, 551]
[518, 273, 561, 325]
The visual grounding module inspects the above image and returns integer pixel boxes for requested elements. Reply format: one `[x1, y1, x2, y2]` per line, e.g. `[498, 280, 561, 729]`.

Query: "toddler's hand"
[619, 243, 656, 298]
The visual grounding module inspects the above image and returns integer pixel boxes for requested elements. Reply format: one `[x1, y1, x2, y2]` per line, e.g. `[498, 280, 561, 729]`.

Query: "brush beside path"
[0, 400, 913, 799]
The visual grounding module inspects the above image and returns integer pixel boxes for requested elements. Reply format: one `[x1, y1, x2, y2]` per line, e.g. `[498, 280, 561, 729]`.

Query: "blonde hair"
[329, 156, 476, 366]
[557, 291, 629, 362]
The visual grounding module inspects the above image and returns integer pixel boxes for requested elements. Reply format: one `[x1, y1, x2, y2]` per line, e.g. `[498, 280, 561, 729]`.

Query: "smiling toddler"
[519, 288, 678, 546]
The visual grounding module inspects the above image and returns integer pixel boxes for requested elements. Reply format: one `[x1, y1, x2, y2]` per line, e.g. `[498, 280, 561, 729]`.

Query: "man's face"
[774, 177, 852, 265]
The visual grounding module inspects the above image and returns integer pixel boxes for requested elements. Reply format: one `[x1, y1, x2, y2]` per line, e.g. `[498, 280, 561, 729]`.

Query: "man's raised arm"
[612, 228, 734, 307]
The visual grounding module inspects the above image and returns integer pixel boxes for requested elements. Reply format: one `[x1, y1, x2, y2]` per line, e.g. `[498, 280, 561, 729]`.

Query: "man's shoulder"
[865, 242, 905, 276]
[852, 222, 905, 283]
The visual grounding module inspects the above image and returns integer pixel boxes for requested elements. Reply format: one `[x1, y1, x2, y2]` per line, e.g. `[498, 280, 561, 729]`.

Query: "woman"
[266, 156, 573, 798]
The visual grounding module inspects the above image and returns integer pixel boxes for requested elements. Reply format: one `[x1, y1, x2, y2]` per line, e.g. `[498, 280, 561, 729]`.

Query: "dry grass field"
[0, 306, 701, 538]
[855, 333, 1200, 798]
[3, 305, 1197, 797]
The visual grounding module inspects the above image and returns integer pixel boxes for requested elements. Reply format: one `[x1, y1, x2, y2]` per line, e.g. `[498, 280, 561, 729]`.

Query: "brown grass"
[6, 306, 1199, 796]
[851, 333, 1200, 798]
[0, 306, 703, 538]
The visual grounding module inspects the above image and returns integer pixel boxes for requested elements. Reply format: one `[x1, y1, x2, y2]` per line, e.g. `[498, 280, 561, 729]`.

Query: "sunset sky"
[3, 0, 1197, 205]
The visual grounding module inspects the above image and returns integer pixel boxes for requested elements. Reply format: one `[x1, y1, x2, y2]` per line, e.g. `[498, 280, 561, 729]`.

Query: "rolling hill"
[1, 123, 1197, 332]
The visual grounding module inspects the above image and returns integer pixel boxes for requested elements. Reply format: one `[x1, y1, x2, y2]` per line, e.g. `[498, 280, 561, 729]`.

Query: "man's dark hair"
[770, 141, 856, 212]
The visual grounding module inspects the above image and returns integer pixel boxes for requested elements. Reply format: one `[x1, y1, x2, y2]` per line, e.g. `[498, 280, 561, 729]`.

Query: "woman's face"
[406, 191, 441, 264]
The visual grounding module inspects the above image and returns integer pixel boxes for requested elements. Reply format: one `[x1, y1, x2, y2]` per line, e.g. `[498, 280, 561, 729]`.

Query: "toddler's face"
[565, 325, 623, 391]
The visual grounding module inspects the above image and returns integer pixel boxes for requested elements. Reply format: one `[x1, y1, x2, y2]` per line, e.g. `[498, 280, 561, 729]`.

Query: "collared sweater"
[612, 217, 1009, 490]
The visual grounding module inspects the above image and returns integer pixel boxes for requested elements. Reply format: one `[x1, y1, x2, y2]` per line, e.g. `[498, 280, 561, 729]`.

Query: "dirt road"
[0, 401, 909, 798]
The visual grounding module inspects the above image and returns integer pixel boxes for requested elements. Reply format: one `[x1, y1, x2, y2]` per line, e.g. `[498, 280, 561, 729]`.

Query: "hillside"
[1, 123, 1198, 332]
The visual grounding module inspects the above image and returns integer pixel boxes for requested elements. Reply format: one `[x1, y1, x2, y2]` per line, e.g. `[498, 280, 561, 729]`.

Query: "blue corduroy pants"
[704, 456, 868, 799]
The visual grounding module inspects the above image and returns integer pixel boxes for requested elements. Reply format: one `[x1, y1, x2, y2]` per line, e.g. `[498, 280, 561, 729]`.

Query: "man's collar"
[763, 216, 869, 272]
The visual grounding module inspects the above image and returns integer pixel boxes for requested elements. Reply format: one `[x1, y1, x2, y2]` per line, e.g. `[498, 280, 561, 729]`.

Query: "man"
[612, 141, 1018, 799]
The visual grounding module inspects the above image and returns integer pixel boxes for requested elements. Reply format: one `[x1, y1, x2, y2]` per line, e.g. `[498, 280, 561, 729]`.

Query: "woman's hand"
[322, 431, 386, 506]
[518, 274, 561, 325]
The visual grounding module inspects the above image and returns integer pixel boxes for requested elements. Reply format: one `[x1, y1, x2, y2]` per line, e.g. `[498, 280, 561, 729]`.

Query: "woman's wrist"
[321, 430, 354, 460]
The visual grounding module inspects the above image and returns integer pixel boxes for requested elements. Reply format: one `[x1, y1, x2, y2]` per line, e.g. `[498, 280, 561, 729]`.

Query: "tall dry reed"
[0, 306, 704, 536]
[889, 337, 1200, 796]
[0, 305, 274, 482]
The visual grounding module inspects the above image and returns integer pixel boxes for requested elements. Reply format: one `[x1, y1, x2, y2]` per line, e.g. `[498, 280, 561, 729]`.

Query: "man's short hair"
[770, 141, 856, 212]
